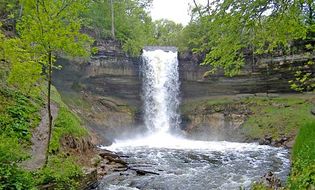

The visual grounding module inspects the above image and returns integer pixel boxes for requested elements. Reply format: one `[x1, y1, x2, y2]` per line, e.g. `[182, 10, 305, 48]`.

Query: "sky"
[150, 0, 207, 25]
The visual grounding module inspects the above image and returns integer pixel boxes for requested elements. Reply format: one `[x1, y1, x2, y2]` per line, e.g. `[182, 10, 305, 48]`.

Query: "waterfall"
[101, 48, 290, 190]
[142, 47, 180, 134]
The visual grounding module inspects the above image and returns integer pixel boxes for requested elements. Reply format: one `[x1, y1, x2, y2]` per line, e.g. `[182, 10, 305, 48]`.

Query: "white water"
[141, 49, 180, 133]
[99, 48, 290, 190]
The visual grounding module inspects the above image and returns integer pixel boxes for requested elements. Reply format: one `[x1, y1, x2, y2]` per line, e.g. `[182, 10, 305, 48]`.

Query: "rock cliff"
[53, 40, 314, 143]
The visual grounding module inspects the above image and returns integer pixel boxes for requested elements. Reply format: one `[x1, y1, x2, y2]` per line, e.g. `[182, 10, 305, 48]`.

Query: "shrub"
[0, 135, 35, 190]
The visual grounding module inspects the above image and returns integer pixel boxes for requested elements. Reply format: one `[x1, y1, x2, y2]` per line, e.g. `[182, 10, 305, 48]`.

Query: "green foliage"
[251, 183, 271, 190]
[152, 19, 183, 46]
[18, 0, 93, 58]
[84, 0, 155, 55]
[288, 121, 315, 189]
[289, 61, 315, 92]
[180, 0, 315, 90]
[50, 107, 87, 153]
[0, 87, 41, 190]
[0, 88, 41, 142]
[242, 96, 313, 140]
[49, 84, 87, 154]
[36, 155, 83, 190]
[3, 37, 43, 96]
[0, 0, 19, 30]
[0, 135, 35, 190]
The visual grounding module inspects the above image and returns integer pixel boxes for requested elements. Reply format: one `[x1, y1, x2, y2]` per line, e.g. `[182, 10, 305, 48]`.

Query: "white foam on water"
[102, 132, 277, 152]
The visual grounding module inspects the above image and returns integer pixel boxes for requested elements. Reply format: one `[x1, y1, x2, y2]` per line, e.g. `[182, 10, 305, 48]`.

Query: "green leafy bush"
[0, 135, 35, 190]
[0, 88, 41, 142]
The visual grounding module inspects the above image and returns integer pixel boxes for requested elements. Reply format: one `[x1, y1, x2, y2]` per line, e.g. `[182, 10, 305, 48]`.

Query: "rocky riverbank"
[180, 93, 315, 148]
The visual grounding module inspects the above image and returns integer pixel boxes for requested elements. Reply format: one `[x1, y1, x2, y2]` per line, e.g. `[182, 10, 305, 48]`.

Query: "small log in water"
[128, 167, 160, 176]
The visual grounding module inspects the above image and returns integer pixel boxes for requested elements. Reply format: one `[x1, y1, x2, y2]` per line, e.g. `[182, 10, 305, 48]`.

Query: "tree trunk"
[193, 0, 202, 18]
[110, 0, 115, 39]
[44, 52, 53, 167]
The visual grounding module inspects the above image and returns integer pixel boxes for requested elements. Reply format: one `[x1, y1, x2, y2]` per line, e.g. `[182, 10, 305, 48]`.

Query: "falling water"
[141, 47, 180, 133]
[98, 47, 290, 190]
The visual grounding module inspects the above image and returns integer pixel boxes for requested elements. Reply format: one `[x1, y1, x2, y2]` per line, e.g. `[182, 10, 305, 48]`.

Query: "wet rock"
[128, 167, 159, 176]
[259, 135, 272, 145]
[80, 168, 98, 190]
[267, 93, 280, 98]
[255, 93, 268, 97]
[285, 139, 295, 149]
[99, 150, 120, 159]
[236, 93, 255, 99]
[91, 155, 102, 167]
[259, 171, 282, 189]
[274, 136, 289, 147]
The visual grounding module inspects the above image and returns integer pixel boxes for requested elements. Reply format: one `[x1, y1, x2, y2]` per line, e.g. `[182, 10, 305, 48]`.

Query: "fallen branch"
[128, 167, 160, 176]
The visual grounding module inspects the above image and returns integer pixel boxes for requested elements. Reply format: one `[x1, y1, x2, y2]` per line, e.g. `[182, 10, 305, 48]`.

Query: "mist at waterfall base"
[98, 48, 290, 190]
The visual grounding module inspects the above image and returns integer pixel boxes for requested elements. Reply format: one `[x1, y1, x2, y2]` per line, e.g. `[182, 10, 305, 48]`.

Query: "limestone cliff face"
[53, 40, 314, 142]
[180, 100, 251, 141]
[79, 41, 311, 104]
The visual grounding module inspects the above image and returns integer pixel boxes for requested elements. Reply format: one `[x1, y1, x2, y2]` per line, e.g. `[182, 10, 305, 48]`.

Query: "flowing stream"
[98, 47, 290, 190]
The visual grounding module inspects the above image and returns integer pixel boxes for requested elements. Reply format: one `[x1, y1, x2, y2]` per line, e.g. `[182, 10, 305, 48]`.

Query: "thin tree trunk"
[193, 0, 202, 18]
[206, 0, 211, 15]
[44, 52, 53, 167]
[110, 0, 115, 39]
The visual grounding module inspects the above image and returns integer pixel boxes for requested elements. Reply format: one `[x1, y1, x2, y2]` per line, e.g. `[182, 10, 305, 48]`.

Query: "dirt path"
[23, 103, 59, 171]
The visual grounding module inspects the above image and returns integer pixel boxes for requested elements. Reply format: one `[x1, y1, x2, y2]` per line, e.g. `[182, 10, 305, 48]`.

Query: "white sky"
[150, 0, 207, 25]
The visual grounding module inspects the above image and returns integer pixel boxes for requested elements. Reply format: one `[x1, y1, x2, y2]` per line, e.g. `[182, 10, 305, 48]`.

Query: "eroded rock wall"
[53, 40, 314, 142]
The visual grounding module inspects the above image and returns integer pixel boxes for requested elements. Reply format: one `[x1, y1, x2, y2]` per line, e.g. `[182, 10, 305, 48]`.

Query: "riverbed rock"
[80, 168, 98, 189]
[258, 171, 282, 189]
[259, 135, 272, 145]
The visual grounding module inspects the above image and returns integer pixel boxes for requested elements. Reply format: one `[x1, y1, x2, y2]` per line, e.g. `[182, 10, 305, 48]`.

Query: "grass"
[180, 96, 235, 113]
[181, 94, 313, 141]
[49, 86, 88, 153]
[287, 121, 315, 189]
[240, 96, 313, 140]
[50, 107, 88, 153]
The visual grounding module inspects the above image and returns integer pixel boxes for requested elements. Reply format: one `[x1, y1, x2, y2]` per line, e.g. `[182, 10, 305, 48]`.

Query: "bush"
[0, 88, 41, 142]
[0, 135, 35, 190]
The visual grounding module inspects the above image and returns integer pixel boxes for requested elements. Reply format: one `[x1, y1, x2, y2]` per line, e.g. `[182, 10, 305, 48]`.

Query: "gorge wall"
[73, 40, 299, 104]
[53, 40, 314, 143]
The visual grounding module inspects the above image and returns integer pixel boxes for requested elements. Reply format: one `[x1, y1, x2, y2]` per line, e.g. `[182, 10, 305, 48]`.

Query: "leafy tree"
[110, 0, 115, 39]
[113, 0, 155, 55]
[17, 0, 93, 166]
[152, 19, 183, 47]
[0, 0, 19, 32]
[84, 0, 154, 55]
[185, 0, 314, 90]
[3, 37, 43, 95]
